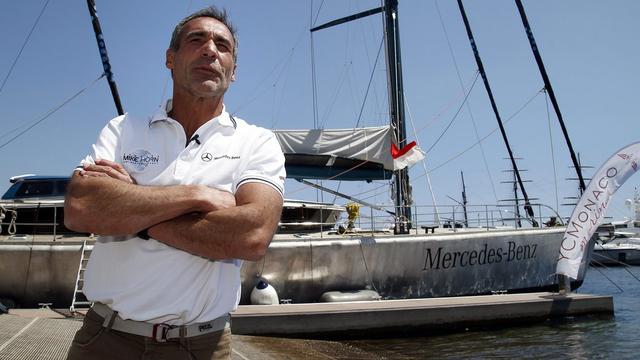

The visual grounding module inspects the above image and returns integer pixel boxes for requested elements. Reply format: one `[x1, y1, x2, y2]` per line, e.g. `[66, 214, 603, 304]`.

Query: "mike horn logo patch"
[122, 149, 160, 171]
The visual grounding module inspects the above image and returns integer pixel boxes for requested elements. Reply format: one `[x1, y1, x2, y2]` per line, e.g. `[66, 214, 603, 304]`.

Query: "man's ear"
[166, 49, 175, 70]
[231, 64, 237, 82]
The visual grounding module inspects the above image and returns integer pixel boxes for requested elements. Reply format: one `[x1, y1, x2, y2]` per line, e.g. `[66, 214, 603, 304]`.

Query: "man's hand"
[195, 186, 237, 213]
[80, 159, 136, 184]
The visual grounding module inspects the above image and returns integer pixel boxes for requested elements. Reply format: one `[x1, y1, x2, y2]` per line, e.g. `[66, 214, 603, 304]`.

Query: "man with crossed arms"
[65, 6, 285, 359]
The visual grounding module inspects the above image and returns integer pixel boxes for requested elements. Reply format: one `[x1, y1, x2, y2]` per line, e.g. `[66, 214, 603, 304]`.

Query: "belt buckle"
[152, 323, 171, 342]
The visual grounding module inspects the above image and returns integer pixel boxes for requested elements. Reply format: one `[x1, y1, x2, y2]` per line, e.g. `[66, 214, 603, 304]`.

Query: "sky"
[0, 0, 638, 224]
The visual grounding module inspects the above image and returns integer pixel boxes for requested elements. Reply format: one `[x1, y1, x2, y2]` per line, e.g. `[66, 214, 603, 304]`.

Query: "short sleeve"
[234, 130, 286, 198]
[76, 115, 126, 170]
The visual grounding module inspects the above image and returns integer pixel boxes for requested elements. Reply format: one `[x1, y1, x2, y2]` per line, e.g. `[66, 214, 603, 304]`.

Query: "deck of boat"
[0, 292, 613, 359]
[0, 225, 558, 244]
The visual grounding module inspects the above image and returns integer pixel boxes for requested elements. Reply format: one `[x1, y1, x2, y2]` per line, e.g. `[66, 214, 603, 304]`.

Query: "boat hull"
[241, 228, 589, 304]
[0, 228, 591, 308]
[592, 247, 640, 266]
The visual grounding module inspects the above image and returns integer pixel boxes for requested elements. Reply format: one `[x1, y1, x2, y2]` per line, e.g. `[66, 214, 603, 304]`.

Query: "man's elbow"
[243, 229, 275, 262]
[64, 199, 89, 232]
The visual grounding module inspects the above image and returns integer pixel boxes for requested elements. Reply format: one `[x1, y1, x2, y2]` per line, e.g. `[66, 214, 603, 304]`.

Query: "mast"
[310, 0, 412, 234]
[86, 0, 124, 116]
[461, 171, 468, 227]
[383, 0, 412, 234]
[514, 0, 586, 193]
[457, 0, 538, 227]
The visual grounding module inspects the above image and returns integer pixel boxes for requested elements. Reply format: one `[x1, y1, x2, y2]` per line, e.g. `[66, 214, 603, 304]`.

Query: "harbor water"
[335, 267, 638, 359]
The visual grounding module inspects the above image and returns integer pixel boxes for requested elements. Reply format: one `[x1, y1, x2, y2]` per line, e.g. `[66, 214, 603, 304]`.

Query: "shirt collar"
[149, 99, 236, 129]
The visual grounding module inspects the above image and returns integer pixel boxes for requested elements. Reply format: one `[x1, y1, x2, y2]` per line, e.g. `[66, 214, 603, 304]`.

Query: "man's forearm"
[64, 172, 224, 235]
[148, 184, 283, 261]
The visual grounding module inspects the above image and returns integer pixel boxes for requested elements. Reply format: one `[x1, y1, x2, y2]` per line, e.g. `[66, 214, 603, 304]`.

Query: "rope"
[359, 241, 380, 296]
[0, 206, 17, 235]
[0, 74, 104, 150]
[589, 259, 624, 293]
[0, 0, 51, 95]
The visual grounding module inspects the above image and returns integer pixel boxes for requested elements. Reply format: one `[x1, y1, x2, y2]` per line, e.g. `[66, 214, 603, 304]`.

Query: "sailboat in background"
[0, 0, 593, 309]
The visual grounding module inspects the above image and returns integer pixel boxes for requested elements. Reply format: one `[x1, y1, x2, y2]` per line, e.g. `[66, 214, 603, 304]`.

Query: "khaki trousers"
[66, 308, 231, 360]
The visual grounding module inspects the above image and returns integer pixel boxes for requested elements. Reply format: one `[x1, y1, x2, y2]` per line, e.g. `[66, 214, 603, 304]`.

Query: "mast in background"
[86, 0, 124, 116]
[461, 171, 468, 227]
[457, 0, 539, 227]
[514, 0, 586, 194]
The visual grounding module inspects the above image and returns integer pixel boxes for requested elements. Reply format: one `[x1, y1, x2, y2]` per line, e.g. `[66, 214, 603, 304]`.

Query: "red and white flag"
[557, 141, 640, 279]
[391, 141, 425, 170]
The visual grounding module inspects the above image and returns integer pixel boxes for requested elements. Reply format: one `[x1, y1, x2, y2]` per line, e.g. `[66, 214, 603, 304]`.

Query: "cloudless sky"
[0, 0, 638, 222]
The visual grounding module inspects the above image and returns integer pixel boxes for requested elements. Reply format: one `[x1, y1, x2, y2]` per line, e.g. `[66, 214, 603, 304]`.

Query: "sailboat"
[0, 0, 593, 309]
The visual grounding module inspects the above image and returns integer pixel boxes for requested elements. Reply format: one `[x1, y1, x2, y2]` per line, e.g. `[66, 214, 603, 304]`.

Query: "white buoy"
[250, 279, 279, 305]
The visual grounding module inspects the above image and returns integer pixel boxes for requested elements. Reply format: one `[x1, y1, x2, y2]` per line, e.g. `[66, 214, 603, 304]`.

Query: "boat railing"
[0, 201, 73, 241]
[305, 202, 566, 235]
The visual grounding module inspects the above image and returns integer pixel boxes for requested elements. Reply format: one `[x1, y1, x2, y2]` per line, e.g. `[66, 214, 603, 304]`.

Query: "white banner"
[557, 142, 640, 279]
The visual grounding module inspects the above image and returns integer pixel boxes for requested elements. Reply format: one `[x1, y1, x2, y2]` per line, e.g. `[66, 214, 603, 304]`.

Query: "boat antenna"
[514, 0, 586, 193]
[457, 0, 538, 227]
[86, 0, 124, 116]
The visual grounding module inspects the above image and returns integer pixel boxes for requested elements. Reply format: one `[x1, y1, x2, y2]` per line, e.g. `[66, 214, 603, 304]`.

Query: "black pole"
[86, 0, 124, 116]
[457, 0, 538, 226]
[383, 0, 412, 234]
[461, 171, 468, 227]
[514, 0, 586, 193]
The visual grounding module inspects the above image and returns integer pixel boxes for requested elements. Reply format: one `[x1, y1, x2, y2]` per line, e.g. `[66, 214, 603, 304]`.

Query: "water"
[341, 267, 640, 359]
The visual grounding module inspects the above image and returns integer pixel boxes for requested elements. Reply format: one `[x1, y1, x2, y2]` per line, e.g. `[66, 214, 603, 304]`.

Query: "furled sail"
[274, 125, 399, 181]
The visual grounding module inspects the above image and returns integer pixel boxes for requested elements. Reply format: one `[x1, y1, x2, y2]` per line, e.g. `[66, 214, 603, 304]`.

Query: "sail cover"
[274, 126, 395, 181]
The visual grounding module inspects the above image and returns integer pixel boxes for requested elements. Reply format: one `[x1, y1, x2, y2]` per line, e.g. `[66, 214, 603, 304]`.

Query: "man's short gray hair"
[169, 6, 238, 62]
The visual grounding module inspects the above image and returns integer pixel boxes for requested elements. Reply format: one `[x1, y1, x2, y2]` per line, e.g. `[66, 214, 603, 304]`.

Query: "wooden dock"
[232, 292, 614, 337]
[0, 292, 613, 359]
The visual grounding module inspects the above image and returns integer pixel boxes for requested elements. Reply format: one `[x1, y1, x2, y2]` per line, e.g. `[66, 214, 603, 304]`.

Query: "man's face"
[166, 17, 236, 99]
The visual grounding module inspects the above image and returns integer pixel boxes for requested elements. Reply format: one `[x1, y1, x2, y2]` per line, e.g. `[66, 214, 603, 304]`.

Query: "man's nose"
[201, 40, 218, 58]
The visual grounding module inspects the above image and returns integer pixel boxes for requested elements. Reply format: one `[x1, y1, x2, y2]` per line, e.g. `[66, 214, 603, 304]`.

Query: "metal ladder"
[70, 239, 93, 312]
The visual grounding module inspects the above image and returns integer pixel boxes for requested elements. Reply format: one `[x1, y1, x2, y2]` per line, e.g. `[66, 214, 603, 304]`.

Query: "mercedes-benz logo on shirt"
[201, 153, 213, 162]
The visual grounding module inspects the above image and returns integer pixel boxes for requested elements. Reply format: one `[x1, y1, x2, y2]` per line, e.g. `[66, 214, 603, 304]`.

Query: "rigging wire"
[425, 72, 480, 154]
[434, 0, 500, 206]
[410, 70, 479, 137]
[354, 38, 384, 128]
[425, 88, 544, 175]
[0, 74, 105, 150]
[405, 98, 442, 225]
[0, 0, 51, 95]
[319, 64, 351, 129]
[544, 90, 560, 214]
[312, 0, 325, 27]
[0, 126, 27, 142]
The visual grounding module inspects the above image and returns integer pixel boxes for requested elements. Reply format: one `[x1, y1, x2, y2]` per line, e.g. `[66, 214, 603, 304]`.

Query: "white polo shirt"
[79, 101, 285, 325]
